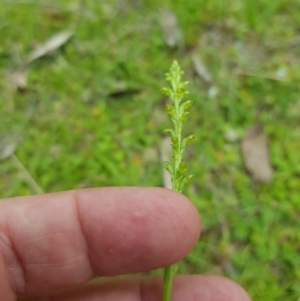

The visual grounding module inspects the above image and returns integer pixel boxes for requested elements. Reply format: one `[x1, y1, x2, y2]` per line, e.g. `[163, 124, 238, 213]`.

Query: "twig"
[11, 154, 44, 194]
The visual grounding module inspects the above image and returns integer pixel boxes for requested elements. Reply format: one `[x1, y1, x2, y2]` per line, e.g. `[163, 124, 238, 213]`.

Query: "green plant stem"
[161, 61, 193, 301]
[162, 99, 181, 301]
[173, 96, 182, 191]
[163, 265, 173, 301]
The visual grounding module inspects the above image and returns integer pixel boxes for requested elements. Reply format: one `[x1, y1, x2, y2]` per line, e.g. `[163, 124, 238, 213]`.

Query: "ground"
[1, 1, 300, 300]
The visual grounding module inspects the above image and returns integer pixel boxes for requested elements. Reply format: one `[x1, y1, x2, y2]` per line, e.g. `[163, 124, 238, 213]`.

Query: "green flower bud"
[176, 87, 184, 95]
[182, 135, 195, 148]
[162, 129, 175, 137]
[180, 81, 189, 90]
[180, 112, 190, 122]
[171, 137, 179, 147]
[163, 161, 174, 174]
[161, 87, 171, 96]
[184, 174, 193, 185]
[165, 105, 174, 115]
[182, 100, 193, 110]
[178, 162, 187, 173]
[165, 73, 172, 82]
[179, 175, 194, 192]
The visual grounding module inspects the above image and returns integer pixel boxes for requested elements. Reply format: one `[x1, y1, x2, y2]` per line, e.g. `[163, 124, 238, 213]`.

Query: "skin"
[0, 187, 252, 301]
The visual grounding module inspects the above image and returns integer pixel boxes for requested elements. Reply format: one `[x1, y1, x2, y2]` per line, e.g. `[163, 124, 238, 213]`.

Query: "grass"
[1, 0, 300, 300]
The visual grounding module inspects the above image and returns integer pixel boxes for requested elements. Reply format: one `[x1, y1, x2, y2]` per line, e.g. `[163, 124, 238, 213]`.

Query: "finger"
[19, 275, 252, 301]
[0, 187, 200, 297]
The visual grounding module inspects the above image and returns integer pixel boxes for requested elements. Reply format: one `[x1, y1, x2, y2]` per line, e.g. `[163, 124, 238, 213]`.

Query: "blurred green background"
[1, 1, 300, 300]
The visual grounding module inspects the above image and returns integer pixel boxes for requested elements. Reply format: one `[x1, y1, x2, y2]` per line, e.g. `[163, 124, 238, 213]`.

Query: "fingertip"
[0, 187, 203, 296]
[173, 275, 252, 301]
[157, 187, 201, 251]
[77, 187, 201, 273]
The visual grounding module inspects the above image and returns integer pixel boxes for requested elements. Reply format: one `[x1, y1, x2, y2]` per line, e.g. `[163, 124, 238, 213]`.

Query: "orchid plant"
[161, 61, 194, 301]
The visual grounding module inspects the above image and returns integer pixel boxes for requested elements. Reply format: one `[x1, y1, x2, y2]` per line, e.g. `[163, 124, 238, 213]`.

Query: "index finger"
[0, 187, 200, 298]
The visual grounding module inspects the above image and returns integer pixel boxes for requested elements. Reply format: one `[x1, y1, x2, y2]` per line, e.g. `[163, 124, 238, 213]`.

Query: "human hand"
[0, 187, 251, 301]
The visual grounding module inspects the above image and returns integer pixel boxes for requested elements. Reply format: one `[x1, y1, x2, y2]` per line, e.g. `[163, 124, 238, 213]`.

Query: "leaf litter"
[192, 53, 213, 83]
[159, 9, 183, 48]
[241, 123, 273, 183]
[25, 30, 74, 65]
[6, 30, 74, 92]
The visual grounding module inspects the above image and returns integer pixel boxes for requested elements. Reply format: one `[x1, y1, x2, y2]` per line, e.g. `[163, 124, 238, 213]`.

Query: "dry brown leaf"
[143, 147, 158, 164]
[159, 9, 182, 48]
[241, 124, 273, 183]
[192, 54, 212, 83]
[153, 107, 167, 124]
[26, 30, 74, 64]
[6, 69, 28, 91]
[224, 128, 239, 142]
[6, 31, 74, 91]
